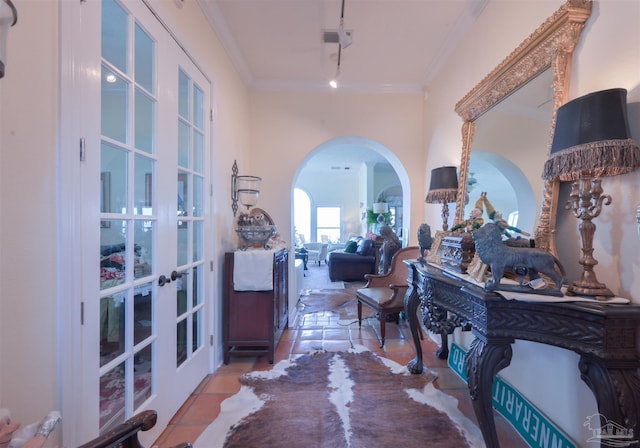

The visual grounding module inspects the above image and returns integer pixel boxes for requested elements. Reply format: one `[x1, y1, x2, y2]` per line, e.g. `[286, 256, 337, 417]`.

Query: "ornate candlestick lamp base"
[565, 174, 613, 300]
[544, 88, 640, 301]
[440, 201, 450, 232]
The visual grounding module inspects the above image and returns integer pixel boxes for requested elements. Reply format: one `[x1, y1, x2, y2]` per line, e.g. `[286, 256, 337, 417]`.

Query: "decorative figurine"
[481, 193, 531, 239]
[379, 225, 401, 274]
[236, 208, 276, 250]
[417, 223, 432, 263]
[451, 195, 484, 233]
[472, 223, 566, 295]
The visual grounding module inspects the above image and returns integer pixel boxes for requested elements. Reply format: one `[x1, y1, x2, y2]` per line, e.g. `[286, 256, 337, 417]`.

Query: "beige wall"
[422, 0, 640, 443]
[1, 0, 639, 445]
[0, 0, 251, 441]
[249, 91, 425, 249]
[0, 0, 59, 432]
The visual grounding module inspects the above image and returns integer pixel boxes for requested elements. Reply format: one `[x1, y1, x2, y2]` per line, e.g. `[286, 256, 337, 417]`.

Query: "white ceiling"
[198, 0, 488, 93]
[196, 0, 489, 172]
[298, 144, 392, 175]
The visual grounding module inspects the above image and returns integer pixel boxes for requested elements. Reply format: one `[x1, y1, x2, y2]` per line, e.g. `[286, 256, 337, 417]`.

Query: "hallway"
[153, 266, 526, 447]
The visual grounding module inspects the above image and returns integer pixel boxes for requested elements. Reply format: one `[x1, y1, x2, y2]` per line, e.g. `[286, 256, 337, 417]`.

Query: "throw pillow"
[356, 238, 374, 256]
[344, 240, 358, 253]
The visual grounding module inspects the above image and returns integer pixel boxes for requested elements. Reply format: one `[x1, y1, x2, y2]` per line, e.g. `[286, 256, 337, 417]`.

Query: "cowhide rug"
[297, 280, 367, 321]
[300, 265, 347, 291]
[195, 347, 484, 448]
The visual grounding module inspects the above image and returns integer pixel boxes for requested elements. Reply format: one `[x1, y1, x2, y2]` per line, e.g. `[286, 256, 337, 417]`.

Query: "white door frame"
[58, 1, 217, 445]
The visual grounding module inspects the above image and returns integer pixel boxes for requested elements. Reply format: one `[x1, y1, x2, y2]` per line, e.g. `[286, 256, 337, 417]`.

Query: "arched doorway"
[291, 136, 411, 248]
[465, 151, 536, 235]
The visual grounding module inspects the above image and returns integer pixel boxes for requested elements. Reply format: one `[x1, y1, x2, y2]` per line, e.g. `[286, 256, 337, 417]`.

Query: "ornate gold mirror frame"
[453, 0, 592, 254]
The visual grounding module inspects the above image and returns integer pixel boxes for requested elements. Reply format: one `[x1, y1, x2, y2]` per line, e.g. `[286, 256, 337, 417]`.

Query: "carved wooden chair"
[78, 410, 192, 448]
[356, 246, 422, 347]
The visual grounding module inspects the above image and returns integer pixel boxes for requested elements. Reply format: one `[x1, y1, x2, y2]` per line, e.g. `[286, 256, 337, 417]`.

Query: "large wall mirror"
[454, 0, 593, 254]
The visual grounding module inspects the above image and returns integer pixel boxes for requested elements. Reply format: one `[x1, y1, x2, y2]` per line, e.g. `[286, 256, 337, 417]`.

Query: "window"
[316, 206, 341, 243]
[294, 188, 311, 245]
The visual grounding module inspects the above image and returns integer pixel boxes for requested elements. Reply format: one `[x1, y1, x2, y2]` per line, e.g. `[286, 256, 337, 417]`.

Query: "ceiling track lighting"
[330, 48, 342, 89]
[329, 0, 350, 89]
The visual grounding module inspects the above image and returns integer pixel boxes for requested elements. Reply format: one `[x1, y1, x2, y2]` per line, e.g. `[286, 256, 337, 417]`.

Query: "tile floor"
[153, 287, 527, 448]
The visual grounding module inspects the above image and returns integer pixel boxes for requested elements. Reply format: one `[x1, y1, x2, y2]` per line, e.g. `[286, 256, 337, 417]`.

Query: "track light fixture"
[329, 66, 340, 89]
[328, 0, 350, 89]
[337, 22, 351, 49]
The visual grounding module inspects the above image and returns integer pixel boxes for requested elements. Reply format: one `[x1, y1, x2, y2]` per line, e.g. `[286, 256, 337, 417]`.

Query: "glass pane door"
[99, 0, 157, 432]
[175, 68, 206, 367]
[93, 1, 211, 441]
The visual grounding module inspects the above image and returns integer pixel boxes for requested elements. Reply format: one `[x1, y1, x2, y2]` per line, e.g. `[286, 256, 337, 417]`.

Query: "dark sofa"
[326, 237, 377, 282]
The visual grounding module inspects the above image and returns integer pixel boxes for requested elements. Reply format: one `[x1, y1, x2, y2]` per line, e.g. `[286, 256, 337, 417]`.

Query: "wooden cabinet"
[272, 249, 289, 344]
[223, 249, 288, 364]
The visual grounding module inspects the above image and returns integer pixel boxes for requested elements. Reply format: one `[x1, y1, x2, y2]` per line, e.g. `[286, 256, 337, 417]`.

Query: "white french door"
[70, 0, 211, 444]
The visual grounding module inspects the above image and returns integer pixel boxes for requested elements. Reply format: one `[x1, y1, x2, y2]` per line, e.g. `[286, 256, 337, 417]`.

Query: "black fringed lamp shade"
[425, 166, 458, 203]
[543, 88, 639, 299]
[543, 88, 640, 181]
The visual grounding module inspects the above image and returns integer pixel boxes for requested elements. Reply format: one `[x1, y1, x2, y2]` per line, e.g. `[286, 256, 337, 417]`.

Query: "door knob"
[158, 275, 171, 286]
[171, 270, 188, 281]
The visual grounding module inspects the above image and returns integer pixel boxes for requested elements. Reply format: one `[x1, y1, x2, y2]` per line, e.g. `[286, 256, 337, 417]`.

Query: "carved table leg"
[466, 336, 513, 448]
[405, 280, 424, 374]
[579, 356, 640, 443]
[420, 276, 453, 360]
[431, 305, 450, 360]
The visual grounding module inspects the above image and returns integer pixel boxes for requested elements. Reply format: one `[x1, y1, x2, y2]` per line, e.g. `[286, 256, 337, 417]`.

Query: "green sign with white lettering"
[448, 343, 576, 448]
[447, 341, 468, 381]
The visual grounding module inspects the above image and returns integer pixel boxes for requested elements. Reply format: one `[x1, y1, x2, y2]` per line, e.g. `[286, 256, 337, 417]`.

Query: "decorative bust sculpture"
[379, 225, 401, 274]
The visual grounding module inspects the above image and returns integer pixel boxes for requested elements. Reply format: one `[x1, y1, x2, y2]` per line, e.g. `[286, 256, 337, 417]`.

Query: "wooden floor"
[153, 271, 527, 447]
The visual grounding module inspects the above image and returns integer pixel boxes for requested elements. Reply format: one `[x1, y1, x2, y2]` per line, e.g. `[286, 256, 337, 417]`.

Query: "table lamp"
[543, 88, 640, 298]
[372, 202, 389, 225]
[425, 166, 458, 231]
